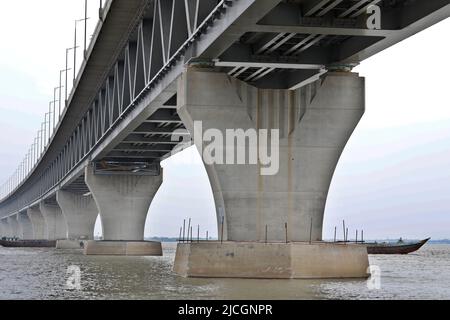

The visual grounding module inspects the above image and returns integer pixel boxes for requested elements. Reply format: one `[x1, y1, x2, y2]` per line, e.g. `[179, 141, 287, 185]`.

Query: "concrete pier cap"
[174, 69, 368, 278]
[83, 164, 163, 256]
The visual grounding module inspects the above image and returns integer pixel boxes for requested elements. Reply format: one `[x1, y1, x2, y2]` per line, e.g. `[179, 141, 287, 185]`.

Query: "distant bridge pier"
[7, 216, 20, 239]
[39, 202, 67, 240]
[0, 218, 12, 238]
[27, 207, 48, 240]
[83, 165, 163, 256]
[174, 69, 369, 278]
[17, 212, 33, 240]
[55, 190, 98, 249]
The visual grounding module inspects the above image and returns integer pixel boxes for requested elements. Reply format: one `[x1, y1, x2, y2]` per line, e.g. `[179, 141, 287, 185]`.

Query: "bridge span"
[0, 0, 449, 278]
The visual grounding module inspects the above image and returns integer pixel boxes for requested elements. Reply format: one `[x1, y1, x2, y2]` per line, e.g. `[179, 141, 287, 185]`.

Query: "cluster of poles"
[178, 218, 211, 243]
[333, 220, 365, 243]
[0, 0, 107, 200]
[177, 217, 364, 244]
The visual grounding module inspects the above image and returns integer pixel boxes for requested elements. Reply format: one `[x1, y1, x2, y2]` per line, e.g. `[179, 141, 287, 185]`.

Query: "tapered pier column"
[27, 207, 47, 240]
[55, 190, 98, 249]
[17, 212, 33, 240]
[39, 202, 67, 240]
[83, 165, 163, 256]
[0, 218, 12, 238]
[174, 69, 369, 278]
[7, 216, 20, 238]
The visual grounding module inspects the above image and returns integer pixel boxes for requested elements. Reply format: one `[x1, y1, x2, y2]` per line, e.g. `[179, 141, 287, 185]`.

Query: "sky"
[0, 1, 449, 240]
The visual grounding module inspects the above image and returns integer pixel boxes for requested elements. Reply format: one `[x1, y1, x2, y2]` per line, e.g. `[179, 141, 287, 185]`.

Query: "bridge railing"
[0, 0, 111, 202]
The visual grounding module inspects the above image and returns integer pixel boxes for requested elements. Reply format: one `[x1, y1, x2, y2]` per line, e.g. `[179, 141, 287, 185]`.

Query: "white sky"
[0, 1, 449, 239]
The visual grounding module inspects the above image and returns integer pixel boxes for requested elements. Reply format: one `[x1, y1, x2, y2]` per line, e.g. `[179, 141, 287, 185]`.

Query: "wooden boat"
[0, 239, 56, 248]
[366, 238, 430, 254]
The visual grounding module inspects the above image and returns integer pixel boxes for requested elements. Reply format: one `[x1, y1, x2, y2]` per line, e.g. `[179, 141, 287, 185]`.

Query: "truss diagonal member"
[349, 0, 382, 18]
[266, 33, 296, 53]
[305, 0, 331, 17]
[255, 33, 287, 54]
[284, 34, 316, 55]
[338, 0, 369, 18]
[251, 67, 275, 82]
[317, 0, 344, 17]
[244, 67, 270, 82]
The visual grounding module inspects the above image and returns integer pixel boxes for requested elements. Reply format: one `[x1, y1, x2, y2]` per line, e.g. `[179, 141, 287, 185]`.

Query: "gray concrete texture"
[177, 69, 364, 242]
[85, 165, 163, 241]
[56, 190, 98, 240]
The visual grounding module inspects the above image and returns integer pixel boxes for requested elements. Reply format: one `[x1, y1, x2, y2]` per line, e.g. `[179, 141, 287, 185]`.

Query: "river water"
[0, 243, 449, 300]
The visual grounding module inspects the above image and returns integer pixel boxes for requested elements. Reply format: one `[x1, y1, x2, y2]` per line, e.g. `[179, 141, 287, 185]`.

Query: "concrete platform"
[84, 240, 163, 256]
[56, 239, 86, 250]
[174, 241, 370, 279]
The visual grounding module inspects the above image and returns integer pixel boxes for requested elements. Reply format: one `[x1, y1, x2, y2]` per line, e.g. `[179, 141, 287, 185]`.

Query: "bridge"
[0, 0, 449, 278]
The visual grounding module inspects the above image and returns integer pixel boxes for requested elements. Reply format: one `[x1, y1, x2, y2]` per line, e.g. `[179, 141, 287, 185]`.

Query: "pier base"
[174, 241, 369, 279]
[83, 241, 163, 256]
[56, 239, 86, 250]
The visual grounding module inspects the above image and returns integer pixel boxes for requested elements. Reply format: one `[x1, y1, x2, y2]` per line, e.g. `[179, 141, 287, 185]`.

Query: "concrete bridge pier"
[39, 202, 67, 240]
[17, 212, 33, 240]
[6, 216, 20, 239]
[27, 207, 48, 240]
[55, 190, 98, 249]
[0, 218, 12, 238]
[174, 69, 369, 278]
[83, 165, 163, 256]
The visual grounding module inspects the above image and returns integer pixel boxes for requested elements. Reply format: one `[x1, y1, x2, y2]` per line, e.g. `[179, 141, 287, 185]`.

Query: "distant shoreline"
[143, 237, 450, 244]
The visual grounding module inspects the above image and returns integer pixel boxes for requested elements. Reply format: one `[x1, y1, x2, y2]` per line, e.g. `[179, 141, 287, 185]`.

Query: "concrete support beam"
[83, 165, 163, 256]
[27, 207, 48, 240]
[56, 190, 98, 240]
[17, 212, 34, 240]
[7, 216, 20, 238]
[39, 202, 68, 240]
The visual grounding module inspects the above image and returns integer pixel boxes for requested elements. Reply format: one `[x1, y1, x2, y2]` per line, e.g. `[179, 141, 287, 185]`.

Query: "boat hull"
[366, 238, 430, 254]
[0, 240, 56, 248]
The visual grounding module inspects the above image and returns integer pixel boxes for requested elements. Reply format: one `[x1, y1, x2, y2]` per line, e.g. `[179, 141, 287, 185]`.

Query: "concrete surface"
[39, 202, 68, 240]
[84, 241, 163, 256]
[177, 69, 364, 242]
[27, 207, 48, 240]
[17, 212, 33, 240]
[85, 165, 162, 241]
[56, 190, 98, 240]
[56, 239, 86, 250]
[174, 241, 370, 279]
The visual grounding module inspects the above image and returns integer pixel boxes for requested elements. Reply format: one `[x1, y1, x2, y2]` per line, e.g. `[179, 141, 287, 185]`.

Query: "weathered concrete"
[0, 219, 11, 238]
[39, 202, 68, 240]
[56, 190, 98, 240]
[174, 241, 369, 279]
[84, 241, 162, 256]
[56, 239, 86, 250]
[27, 207, 47, 240]
[85, 165, 162, 241]
[7, 216, 20, 238]
[177, 70, 365, 242]
[17, 212, 33, 240]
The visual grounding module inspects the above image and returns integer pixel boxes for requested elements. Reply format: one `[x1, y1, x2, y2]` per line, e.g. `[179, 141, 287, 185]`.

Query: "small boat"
[0, 239, 56, 248]
[365, 238, 430, 254]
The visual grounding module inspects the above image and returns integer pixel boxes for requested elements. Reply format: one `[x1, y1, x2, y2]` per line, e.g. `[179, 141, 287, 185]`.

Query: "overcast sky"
[0, 1, 449, 240]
